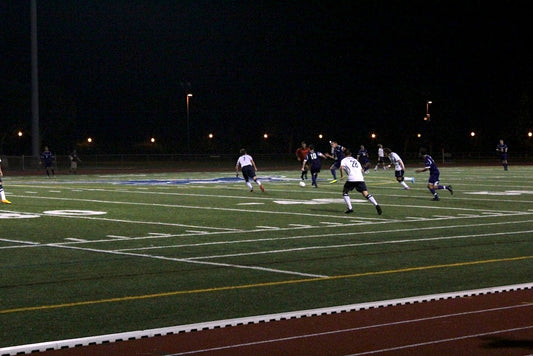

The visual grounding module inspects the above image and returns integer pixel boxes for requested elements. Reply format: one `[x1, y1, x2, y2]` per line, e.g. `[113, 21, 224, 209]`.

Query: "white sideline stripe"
[2, 283, 531, 356]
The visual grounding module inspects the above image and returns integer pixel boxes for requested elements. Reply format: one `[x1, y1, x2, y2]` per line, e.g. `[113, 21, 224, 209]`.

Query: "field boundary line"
[2, 284, 531, 355]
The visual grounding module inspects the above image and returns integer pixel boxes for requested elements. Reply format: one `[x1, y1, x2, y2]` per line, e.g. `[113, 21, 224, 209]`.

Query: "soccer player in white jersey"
[340, 149, 382, 215]
[374, 144, 387, 171]
[0, 158, 11, 204]
[383, 148, 415, 190]
[235, 148, 265, 192]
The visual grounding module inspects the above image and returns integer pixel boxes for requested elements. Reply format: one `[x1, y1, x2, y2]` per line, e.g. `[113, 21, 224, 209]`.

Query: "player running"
[340, 148, 382, 215]
[301, 144, 326, 188]
[0, 158, 11, 204]
[325, 140, 345, 183]
[235, 148, 265, 192]
[383, 148, 415, 190]
[415, 154, 453, 201]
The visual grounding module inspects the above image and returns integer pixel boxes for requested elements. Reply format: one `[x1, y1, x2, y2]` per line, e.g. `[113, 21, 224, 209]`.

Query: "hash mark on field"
[289, 224, 313, 228]
[65, 238, 88, 242]
[107, 235, 130, 239]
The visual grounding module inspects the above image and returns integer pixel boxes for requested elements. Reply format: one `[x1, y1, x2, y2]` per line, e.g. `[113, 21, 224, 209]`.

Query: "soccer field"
[1, 166, 532, 347]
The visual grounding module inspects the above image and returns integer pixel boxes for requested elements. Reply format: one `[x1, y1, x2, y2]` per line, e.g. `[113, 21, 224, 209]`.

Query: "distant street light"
[186, 93, 193, 153]
[425, 100, 432, 121]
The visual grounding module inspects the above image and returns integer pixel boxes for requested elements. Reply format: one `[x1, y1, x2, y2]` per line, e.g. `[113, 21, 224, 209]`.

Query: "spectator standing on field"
[340, 148, 382, 215]
[235, 148, 265, 192]
[496, 139, 509, 171]
[415, 154, 453, 201]
[295, 141, 310, 180]
[69, 149, 81, 174]
[40, 146, 55, 177]
[383, 148, 415, 190]
[0, 158, 11, 204]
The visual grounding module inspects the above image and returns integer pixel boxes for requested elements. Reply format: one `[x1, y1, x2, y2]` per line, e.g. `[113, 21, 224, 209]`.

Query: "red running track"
[24, 289, 533, 355]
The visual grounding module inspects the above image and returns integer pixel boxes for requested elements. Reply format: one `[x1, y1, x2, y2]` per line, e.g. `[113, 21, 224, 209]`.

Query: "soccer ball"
[299, 181, 306, 187]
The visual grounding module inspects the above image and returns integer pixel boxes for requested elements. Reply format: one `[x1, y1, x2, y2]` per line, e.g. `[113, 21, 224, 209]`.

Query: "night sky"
[1, 1, 531, 155]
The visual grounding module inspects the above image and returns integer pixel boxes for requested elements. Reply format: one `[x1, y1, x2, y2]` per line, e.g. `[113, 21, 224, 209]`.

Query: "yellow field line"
[2, 255, 532, 314]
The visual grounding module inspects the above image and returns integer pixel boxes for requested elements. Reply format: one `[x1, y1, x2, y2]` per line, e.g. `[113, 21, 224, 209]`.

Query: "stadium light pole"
[425, 100, 432, 121]
[31, 0, 40, 158]
[186, 93, 193, 153]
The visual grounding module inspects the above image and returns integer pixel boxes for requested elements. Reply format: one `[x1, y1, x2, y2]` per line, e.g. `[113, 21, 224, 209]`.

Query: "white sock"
[401, 181, 409, 188]
[367, 194, 377, 206]
[0, 189, 5, 200]
[343, 195, 352, 210]
[246, 182, 253, 189]
[256, 180, 262, 186]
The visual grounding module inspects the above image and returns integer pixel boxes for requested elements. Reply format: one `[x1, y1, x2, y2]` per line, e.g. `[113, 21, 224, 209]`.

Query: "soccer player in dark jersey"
[40, 146, 55, 177]
[356, 145, 371, 174]
[302, 144, 326, 188]
[496, 139, 508, 171]
[415, 154, 453, 201]
[324, 140, 345, 183]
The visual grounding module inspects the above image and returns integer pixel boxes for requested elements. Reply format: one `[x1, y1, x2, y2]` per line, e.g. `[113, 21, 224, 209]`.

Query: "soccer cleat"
[250, 189, 253, 192]
[446, 185, 453, 195]
[403, 186, 410, 190]
[345, 209, 354, 214]
[1, 199, 12, 204]
[376, 205, 382, 215]
[329, 179, 338, 184]
[432, 195, 440, 201]
[260, 185, 265, 192]
[411, 177, 415, 183]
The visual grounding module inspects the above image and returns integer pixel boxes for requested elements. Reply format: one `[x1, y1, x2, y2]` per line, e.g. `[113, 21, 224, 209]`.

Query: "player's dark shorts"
[331, 160, 341, 169]
[500, 154, 508, 161]
[241, 165, 256, 182]
[377, 156, 385, 163]
[343, 181, 367, 194]
[310, 166, 321, 174]
[394, 169, 405, 180]
[428, 172, 440, 185]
